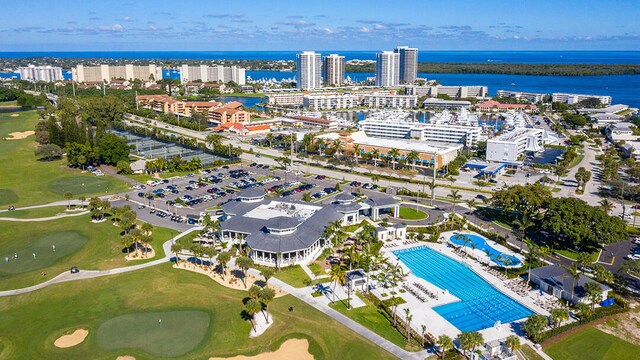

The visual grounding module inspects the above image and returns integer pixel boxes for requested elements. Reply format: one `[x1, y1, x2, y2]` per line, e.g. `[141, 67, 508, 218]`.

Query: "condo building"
[72, 64, 163, 83]
[296, 51, 322, 90]
[180, 65, 246, 85]
[486, 128, 556, 162]
[552, 93, 612, 106]
[363, 93, 418, 108]
[266, 93, 305, 106]
[303, 93, 360, 110]
[18, 65, 63, 82]
[496, 90, 547, 103]
[375, 51, 400, 87]
[322, 54, 345, 86]
[394, 46, 418, 83]
[405, 85, 488, 99]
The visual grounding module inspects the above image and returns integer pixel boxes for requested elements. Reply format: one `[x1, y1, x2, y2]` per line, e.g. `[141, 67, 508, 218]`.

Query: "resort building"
[496, 90, 547, 103]
[296, 51, 322, 90]
[363, 93, 418, 108]
[422, 98, 472, 110]
[303, 93, 361, 110]
[552, 92, 612, 106]
[135, 95, 248, 125]
[605, 122, 637, 141]
[394, 46, 418, 83]
[72, 64, 163, 83]
[179, 64, 246, 85]
[18, 65, 63, 82]
[266, 92, 305, 106]
[219, 188, 399, 267]
[183, 82, 228, 94]
[413, 123, 483, 147]
[209, 102, 250, 125]
[475, 100, 538, 114]
[287, 115, 338, 129]
[376, 51, 400, 87]
[317, 131, 463, 168]
[322, 54, 345, 86]
[405, 85, 489, 99]
[486, 128, 557, 162]
[530, 265, 611, 305]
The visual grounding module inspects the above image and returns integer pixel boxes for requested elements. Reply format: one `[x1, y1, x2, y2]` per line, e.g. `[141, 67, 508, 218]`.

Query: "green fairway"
[0, 206, 74, 219]
[399, 206, 428, 220]
[97, 310, 210, 357]
[0, 231, 88, 275]
[0, 264, 394, 359]
[0, 214, 175, 291]
[545, 326, 640, 360]
[0, 110, 129, 208]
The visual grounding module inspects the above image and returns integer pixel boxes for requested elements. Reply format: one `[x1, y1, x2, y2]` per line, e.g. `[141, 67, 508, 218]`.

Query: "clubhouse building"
[220, 188, 399, 267]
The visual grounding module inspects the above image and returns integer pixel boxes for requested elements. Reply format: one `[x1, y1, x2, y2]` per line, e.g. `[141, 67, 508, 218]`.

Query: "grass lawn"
[555, 249, 598, 262]
[0, 264, 394, 359]
[329, 293, 412, 350]
[0, 100, 18, 107]
[545, 326, 640, 360]
[0, 110, 129, 208]
[308, 263, 326, 277]
[0, 206, 71, 218]
[273, 265, 314, 288]
[520, 344, 545, 360]
[0, 213, 175, 291]
[399, 206, 428, 220]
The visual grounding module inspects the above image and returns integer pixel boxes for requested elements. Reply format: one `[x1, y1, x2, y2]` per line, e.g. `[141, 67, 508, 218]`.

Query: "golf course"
[0, 264, 394, 359]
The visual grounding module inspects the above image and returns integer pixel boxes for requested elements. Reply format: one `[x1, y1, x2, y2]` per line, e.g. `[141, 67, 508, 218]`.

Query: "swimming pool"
[450, 233, 521, 267]
[394, 246, 532, 332]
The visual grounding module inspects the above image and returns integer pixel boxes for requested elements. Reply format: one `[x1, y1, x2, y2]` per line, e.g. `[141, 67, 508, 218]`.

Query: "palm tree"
[244, 298, 262, 332]
[206, 134, 224, 151]
[217, 251, 231, 279]
[513, 215, 534, 252]
[599, 199, 614, 214]
[260, 268, 274, 288]
[426, 180, 437, 206]
[78, 196, 86, 209]
[236, 256, 254, 288]
[121, 234, 134, 255]
[447, 189, 462, 213]
[437, 335, 453, 360]
[562, 262, 581, 304]
[204, 247, 217, 271]
[265, 133, 274, 148]
[260, 287, 276, 323]
[403, 308, 413, 345]
[372, 148, 380, 167]
[353, 144, 361, 164]
[407, 150, 420, 171]
[584, 281, 603, 311]
[64, 192, 73, 209]
[329, 265, 346, 304]
[420, 324, 427, 348]
[388, 148, 400, 170]
[550, 308, 569, 328]
[171, 243, 182, 265]
[505, 335, 521, 355]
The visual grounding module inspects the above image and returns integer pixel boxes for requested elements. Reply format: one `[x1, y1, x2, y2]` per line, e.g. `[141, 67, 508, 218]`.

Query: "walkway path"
[0, 210, 89, 222]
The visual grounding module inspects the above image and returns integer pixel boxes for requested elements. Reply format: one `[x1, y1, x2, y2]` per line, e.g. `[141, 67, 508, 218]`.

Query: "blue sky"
[1, 0, 639, 51]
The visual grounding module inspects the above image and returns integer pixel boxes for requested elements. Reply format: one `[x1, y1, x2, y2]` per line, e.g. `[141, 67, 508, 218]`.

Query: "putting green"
[48, 177, 114, 196]
[96, 310, 210, 357]
[0, 189, 18, 206]
[0, 231, 88, 275]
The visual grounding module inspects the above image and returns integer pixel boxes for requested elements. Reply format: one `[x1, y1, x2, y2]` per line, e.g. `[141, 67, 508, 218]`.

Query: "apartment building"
[18, 65, 63, 82]
[486, 128, 548, 162]
[475, 100, 538, 113]
[322, 54, 345, 86]
[289, 115, 338, 129]
[422, 98, 471, 110]
[179, 64, 246, 85]
[266, 93, 305, 106]
[296, 51, 322, 90]
[210, 102, 250, 125]
[375, 51, 400, 87]
[363, 93, 418, 108]
[412, 123, 482, 147]
[496, 90, 547, 103]
[394, 46, 418, 83]
[303, 93, 360, 110]
[552, 92, 612, 106]
[72, 64, 162, 83]
[405, 85, 488, 99]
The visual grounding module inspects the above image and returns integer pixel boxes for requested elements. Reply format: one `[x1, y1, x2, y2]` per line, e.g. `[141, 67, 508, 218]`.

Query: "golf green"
[0, 231, 88, 275]
[48, 177, 114, 196]
[0, 189, 18, 206]
[96, 310, 210, 357]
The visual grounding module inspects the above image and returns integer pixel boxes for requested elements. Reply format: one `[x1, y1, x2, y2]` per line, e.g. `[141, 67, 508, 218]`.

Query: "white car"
[626, 253, 640, 260]
[632, 237, 640, 245]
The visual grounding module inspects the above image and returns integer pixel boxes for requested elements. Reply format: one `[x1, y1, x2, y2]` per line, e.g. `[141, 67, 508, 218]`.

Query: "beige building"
[72, 64, 163, 83]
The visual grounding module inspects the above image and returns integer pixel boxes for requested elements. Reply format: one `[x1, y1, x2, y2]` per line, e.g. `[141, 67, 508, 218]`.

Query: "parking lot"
[119, 161, 385, 230]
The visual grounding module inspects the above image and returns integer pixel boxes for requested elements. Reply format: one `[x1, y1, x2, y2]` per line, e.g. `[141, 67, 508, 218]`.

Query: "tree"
[302, 192, 312, 202]
[116, 159, 132, 174]
[575, 302, 593, 319]
[171, 243, 182, 265]
[217, 251, 231, 279]
[455, 331, 483, 358]
[438, 335, 453, 360]
[96, 133, 130, 165]
[260, 268, 274, 288]
[575, 167, 592, 188]
[562, 263, 581, 304]
[599, 199, 614, 214]
[523, 314, 548, 342]
[235, 256, 254, 288]
[550, 308, 569, 329]
[78, 195, 86, 208]
[407, 150, 420, 171]
[64, 192, 73, 209]
[584, 281, 603, 311]
[447, 189, 462, 213]
[329, 264, 346, 304]
[513, 215, 534, 251]
[388, 148, 400, 170]
[248, 285, 262, 300]
[244, 298, 262, 332]
[35, 144, 63, 161]
[592, 264, 614, 284]
[403, 308, 413, 346]
[504, 335, 521, 355]
[259, 287, 276, 323]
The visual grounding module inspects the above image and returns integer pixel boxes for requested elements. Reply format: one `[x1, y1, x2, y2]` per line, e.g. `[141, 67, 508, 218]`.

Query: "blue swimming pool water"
[394, 246, 532, 332]
[450, 233, 521, 267]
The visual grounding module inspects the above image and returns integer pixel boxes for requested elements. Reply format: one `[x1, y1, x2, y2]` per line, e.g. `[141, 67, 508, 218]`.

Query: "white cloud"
[359, 27, 370, 33]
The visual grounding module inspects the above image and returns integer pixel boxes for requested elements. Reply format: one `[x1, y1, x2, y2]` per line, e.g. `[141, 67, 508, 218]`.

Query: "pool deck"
[382, 240, 549, 343]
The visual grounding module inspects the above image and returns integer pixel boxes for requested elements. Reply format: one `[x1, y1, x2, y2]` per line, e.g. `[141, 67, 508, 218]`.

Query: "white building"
[180, 64, 245, 85]
[18, 65, 63, 82]
[266, 93, 304, 106]
[303, 93, 360, 110]
[423, 98, 471, 110]
[296, 51, 322, 90]
[322, 54, 345, 86]
[375, 51, 400, 87]
[412, 123, 482, 147]
[496, 90, 547, 103]
[72, 64, 163, 83]
[395, 46, 418, 84]
[486, 128, 556, 162]
[606, 122, 637, 141]
[405, 85, 488, 99]
[552, 92, 612, 106]
[363, 94, 417, 108]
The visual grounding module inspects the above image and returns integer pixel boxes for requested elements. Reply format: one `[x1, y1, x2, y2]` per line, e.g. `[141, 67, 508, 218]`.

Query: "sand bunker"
[54, 329, 88, 348]
[209, 339, 313, 360]
[174, 262, 286, 297]
[10, 113, 19, 117]
[6, 131, 34, 140]
[116, 356, 136, 360]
